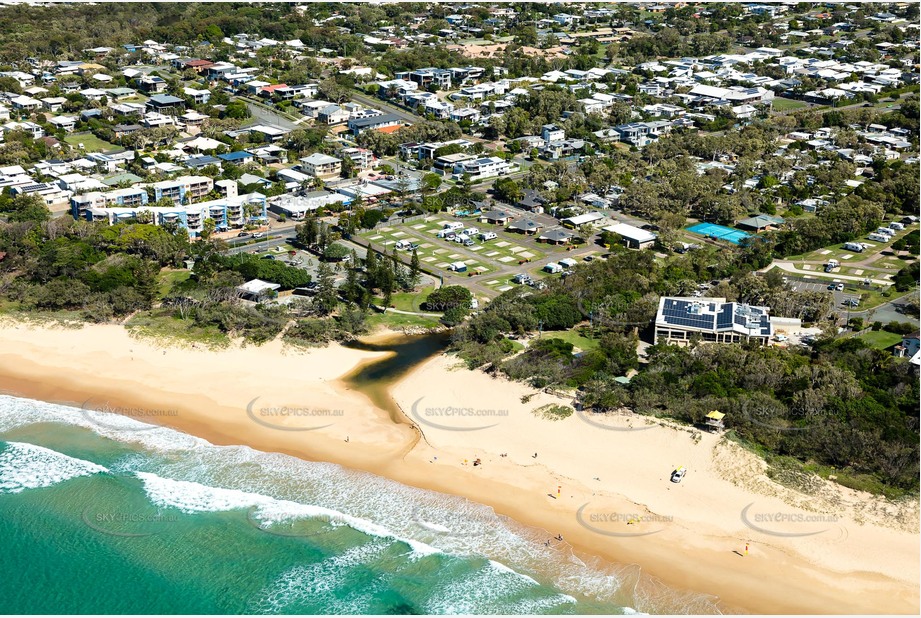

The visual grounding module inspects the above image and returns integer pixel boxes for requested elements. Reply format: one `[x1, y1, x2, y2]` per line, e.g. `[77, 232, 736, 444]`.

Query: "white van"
[394, 240, 412, 251]
[479, 232, 497, 241]
[453, 233, 470, 244]
[443, 221, 464, 232]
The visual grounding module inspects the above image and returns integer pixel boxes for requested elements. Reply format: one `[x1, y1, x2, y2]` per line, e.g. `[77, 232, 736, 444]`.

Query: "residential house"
[317, 104, 350, 125]
[299, 153, 343, 179]
[347, 113, 401, 136]
[146, 94, 185, 113]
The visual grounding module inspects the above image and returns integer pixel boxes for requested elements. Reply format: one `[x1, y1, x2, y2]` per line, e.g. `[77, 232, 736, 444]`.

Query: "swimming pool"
[686, 222, 751, 245]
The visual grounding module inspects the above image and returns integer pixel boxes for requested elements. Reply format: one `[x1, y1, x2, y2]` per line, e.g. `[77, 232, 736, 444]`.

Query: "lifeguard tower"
[705, 410, 725, 433]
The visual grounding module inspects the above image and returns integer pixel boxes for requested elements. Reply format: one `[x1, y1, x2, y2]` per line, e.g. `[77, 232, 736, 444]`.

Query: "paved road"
[854, 294, 920, 326]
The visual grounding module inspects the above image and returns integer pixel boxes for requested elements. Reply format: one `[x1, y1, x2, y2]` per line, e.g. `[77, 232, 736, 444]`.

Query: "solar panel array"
[660, 298, 771, 336]
[661, 299, 717, 330]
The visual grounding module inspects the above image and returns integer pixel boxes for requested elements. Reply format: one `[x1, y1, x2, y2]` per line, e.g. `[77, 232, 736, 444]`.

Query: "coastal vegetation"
[447, 246, 919, 497]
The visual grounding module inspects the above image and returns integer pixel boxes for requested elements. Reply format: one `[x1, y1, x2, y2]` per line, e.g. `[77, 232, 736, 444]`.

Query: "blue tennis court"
[686, 223, 751, 245]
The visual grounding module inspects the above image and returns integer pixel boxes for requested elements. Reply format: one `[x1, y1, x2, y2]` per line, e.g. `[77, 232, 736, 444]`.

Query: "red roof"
[260, 84, 289, 93]
[375, 125, 402, 134]
[187, 59, 214, 67]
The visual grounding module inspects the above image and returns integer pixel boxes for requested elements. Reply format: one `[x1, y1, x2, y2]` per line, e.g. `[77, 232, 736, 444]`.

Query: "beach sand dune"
[0, 320, 917, 614]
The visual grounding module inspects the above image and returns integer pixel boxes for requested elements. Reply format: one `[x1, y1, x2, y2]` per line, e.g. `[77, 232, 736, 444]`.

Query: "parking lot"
[785, 275, 862, 307]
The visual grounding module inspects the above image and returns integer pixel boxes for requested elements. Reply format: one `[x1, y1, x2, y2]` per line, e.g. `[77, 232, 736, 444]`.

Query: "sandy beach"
[0, 318, 918, 614]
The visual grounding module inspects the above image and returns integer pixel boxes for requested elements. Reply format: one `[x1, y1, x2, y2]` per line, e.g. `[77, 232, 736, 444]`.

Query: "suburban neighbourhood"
[0, 3, 919, 616]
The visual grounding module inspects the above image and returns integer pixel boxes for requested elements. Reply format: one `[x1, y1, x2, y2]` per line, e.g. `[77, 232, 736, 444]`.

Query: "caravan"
[868, 232, 891, 243]
[843, 242, 865, 253]
[543, 262, 563, 274]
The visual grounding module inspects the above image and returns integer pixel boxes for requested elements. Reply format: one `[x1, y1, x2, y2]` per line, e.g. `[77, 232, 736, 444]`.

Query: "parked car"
[253, 232, 265, 239]
[237, 232, 250, 238]
[670, 467, 686, 483]
[260, 254, 275, 260]
[835, 283, 845, 291]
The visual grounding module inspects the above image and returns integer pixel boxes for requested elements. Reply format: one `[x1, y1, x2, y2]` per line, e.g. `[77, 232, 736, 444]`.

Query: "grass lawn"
[374, 285, 437, 313]
[855, 330, 902, 350]
[540, 329, 600, 352]
[772, 97, 807, 111]
[365, 311, 441, 332]
[63, 132, 118, 153]
[156, 269, 192, 299]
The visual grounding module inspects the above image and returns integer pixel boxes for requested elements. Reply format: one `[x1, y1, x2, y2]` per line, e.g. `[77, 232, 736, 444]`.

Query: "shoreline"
[0, 319, 917, 614]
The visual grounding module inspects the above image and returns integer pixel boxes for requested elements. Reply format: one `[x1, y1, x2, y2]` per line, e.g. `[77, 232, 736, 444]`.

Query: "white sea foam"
[252, 540, 391, 614]
[0, 441, 106, 494]
[423, 560, 572, 614]
[0, 394, 205, 451]
[0, 394, 701, 614]
[136, 471, 440, 557]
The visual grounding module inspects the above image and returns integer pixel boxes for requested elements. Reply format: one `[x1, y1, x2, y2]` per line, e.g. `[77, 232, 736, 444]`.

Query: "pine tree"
[365, 245, 379, 291]
[409, 248, 421, 290]
[315, 262, 337, 316]
[390, 246, 406, 290]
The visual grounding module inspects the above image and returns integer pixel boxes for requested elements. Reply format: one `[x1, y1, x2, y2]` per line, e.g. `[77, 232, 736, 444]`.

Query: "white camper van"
[843, 242, 865, 253]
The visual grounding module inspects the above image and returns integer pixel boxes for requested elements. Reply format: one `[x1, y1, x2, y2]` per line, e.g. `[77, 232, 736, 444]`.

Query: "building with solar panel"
[654, 297, 773, 346]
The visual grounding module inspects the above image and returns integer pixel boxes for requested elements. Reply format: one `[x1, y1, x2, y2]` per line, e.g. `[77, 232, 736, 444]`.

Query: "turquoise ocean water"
[0, 395, 720, 614]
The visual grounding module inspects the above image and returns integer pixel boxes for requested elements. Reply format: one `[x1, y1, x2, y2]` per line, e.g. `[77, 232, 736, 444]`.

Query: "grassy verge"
[125, 309, 229, 348]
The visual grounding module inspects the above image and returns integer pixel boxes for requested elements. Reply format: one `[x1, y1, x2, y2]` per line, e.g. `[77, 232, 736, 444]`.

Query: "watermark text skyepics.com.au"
[81, 506, 179, 538]
[410, 397, 509, 431]
[741, 503, 843, 538]
[576, 503, 673, 538]
[80, 401, 178, 432]
[246, 397, 344, 431]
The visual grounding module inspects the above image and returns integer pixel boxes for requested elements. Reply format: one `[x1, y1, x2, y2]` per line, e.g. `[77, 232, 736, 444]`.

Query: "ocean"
[0, 394, 720, 614]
